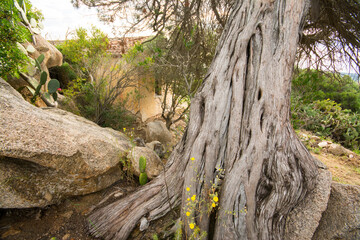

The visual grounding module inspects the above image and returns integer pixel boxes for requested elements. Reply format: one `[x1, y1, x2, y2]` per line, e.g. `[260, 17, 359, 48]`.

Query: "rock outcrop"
[145, 121, 173, 146]
[313, 183, 360, 240]
[0, 79, 132, 208]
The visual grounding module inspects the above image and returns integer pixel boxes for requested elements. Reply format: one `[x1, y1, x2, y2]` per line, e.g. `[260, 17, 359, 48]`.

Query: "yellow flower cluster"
[191, 195, 196, 201]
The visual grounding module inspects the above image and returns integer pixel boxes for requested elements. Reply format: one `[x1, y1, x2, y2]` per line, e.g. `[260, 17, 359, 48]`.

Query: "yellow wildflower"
[212, 202, 216, 208]
[186, 211, 190, 216]
[213, 196, 219, 202]
[187, 198, 190, 201]
[191, 157, 195, 161]
[191, 195, 196, 201]
[186, 187, 190, 192]
[189, 223, 195, 229]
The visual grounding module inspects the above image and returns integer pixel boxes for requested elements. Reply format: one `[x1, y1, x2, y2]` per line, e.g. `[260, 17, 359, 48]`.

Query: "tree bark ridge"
[88, 1, 319, 239]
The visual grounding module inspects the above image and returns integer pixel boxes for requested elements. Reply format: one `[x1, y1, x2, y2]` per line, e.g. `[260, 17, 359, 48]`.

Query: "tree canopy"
[71, 0, 360, 75]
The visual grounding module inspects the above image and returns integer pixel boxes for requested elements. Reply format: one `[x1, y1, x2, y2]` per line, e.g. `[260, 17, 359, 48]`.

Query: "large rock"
[30, 34, 63, 69]
[0, 79, 132, 208]
[284, 160, 332, 240]
[313, 183, 360, 240]
[145, 121, 173, 146]
[327, 143, 349, 156]
[127, 147, 163, 179]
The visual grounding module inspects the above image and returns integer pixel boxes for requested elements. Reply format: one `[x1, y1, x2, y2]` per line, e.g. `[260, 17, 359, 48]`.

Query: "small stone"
[310, 135, 321, 143]
[127, 147, 163, 179]
[62, 233, 71, 240]
[301, 133, 309, 141]
[44, 192, 53, 202]
[349, 154, 354, 158]
[328, 143, 347, 156]
[318, 141, 328, 148]
[139, 217, 149, 231]
[61, 210, 73, 219]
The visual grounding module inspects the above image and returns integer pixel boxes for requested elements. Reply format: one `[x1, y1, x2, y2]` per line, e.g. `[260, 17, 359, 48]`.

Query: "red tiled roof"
[108, 36, 148, 56]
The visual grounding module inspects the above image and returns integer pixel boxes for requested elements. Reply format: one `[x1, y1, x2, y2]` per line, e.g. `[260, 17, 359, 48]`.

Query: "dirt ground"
[0, 129, 359, 240]
[313, 153, 360, 185]
[0, 180, 136, 240]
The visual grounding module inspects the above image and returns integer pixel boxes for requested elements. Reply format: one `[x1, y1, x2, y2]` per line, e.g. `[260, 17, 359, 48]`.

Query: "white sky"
[31, 0, 119, 40]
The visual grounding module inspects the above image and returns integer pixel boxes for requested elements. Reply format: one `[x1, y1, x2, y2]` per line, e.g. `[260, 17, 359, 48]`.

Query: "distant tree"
[292, 69, 360, 112]
[145, 30, 217, 129]
[57, 27, 138, 127]
[56, 26, 109, 82]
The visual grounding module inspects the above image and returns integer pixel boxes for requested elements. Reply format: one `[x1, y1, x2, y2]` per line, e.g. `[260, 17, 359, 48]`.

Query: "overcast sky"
[31, 0, 116, 40]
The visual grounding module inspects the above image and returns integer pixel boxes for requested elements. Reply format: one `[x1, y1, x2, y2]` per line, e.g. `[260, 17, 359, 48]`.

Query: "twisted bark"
[88, 1, 318, 239]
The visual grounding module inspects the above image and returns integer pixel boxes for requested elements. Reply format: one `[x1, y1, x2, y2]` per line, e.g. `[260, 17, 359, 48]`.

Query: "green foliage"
[31, 54, 60, 103]
[139, 172, 148, 186]
[48, 62, 78, 89]
[139, 156, 146, 173]
[139, 156, 148, 185]
[48, 79, 60, 93]
[291, 98, 360, 150]
[57, 27, 137, 129]
[0, 0, 31, 79]
[292, 70, 360, 112]
[63, 78, 134, 130]
[291, 70, 360, 150]
[137, 31, 217, 129]
[56, 26, 109, 77]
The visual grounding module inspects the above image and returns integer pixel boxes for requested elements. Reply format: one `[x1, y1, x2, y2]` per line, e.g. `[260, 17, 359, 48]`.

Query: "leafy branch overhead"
[1, 0, 61, 105]
[72, 0, 360, 74]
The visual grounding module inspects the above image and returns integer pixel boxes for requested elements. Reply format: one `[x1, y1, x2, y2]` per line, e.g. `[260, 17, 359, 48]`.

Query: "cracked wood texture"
[88, 0, 318, 239]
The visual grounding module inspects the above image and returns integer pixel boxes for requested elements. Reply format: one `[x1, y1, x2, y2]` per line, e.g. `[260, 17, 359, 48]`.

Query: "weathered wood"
[88, 1, 319, 239]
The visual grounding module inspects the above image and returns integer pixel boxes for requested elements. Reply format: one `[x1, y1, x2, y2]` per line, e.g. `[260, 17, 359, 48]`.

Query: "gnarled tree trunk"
[88, 0, 319, 239]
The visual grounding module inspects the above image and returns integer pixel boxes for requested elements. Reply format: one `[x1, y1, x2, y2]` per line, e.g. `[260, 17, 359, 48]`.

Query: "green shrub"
[292, 70, 360, 112]
[49, 62, 78, 89]
[0, 0, 32, 79]
[291, 98, 360, 150]
[63, 79, 135, 130]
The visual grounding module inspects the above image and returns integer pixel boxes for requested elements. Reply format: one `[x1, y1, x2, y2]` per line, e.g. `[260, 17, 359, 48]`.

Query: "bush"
[292, 70, 360, 112]
[63, 78, 135, 130]
[0, 0, 35, 79]
[291, 98, 360, 150]
[49, 62, 77, 89]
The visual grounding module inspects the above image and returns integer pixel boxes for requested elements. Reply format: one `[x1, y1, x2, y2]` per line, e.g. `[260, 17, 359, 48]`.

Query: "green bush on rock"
[291, 98, 360, 150]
